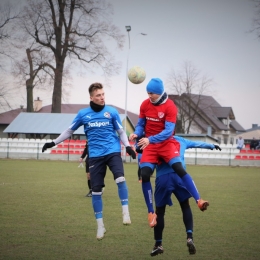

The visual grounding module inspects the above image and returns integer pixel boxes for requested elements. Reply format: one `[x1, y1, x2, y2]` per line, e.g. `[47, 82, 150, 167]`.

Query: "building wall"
[181, 113, 238, 145]
[0, 125, 8, 138]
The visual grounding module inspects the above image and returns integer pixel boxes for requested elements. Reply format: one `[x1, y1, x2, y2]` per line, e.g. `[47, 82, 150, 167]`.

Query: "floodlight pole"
[124, 26, 147, 162]
[124, 25, 131, 162]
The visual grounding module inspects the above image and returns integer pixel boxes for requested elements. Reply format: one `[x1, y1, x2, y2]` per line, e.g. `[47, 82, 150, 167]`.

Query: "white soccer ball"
[128, 66, 146, 84]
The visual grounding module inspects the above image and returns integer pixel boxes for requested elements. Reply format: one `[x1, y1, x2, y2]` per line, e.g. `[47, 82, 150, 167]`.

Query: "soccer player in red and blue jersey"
[129, 78, 209, 228]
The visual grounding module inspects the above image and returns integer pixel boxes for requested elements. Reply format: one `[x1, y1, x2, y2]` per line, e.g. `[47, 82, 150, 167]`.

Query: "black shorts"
[85, 159, 89, 173]
[89, 152, 124, 189]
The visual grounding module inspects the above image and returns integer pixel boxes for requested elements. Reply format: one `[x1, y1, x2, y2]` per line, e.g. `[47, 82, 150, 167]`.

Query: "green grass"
[0, 159, 260, 260]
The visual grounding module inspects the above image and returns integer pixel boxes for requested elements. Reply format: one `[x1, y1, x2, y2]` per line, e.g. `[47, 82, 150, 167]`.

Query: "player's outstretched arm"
[117, 128, 136, 159]
[149, 121, 175, 143]
[42, 128, 74, 153]
[132, 118, 146, 140]
[214, 145, 221, 151]
[129, 133, 138, 141]
[42, 142, 55, 153]
[126, 146, 136, 159]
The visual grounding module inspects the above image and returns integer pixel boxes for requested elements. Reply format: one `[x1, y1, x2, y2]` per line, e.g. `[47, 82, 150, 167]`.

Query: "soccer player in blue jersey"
[150, 136, 221, 256]
[42, 82, 136, 240]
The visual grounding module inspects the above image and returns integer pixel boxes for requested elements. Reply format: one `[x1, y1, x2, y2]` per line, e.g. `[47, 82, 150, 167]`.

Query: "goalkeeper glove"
[135, 146, 143, 154]
[42, 141, 55, 153]
[126, 146, 136, 159]
[214, 145, 221, 151]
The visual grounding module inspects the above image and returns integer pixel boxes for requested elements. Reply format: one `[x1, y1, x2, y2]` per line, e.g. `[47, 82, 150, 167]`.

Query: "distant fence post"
[195, 148, 197, 165]
[68, 140, 70, 161]
[37, 143, 39, 160]
[7, 141, 9, 159]
[229, 148, 231, 166]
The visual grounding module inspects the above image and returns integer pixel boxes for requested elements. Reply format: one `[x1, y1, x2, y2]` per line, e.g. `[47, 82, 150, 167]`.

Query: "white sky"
[15, 0, 260, 130]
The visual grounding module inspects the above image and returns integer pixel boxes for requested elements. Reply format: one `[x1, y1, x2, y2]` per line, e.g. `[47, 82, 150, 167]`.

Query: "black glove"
[135, 146, 143, 154]
[126, 146, 136, 159]
[214, 145, 221, 151]
[42, 141, 55, 153]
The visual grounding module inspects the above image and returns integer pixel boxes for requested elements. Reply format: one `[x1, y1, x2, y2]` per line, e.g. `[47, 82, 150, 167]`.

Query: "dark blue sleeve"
[134, 118, 146, 137]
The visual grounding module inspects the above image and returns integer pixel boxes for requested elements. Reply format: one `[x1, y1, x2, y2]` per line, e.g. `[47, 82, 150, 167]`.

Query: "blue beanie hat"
[146, 78, 164, 95]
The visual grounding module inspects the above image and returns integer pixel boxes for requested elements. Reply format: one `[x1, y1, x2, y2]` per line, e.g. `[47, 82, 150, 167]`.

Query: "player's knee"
[115, 176, 125, 184]
[141, 167, 152, 182]
[156, 206, 166, 216]
[92, 186, 103, 192]
[171, 162, 187, 178]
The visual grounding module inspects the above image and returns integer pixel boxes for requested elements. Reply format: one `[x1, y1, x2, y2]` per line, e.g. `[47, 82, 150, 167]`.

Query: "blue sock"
[181, 174, 200, 201]
[186, 230, 193, 239]
[142, 181, 154, 213]
[117, 181, 129, 205]
[92, 193, 103, 219]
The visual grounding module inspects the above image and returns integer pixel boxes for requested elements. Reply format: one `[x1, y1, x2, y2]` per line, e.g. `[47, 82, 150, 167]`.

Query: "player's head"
[146, 78, 164, 102]
[146, 78, 164, 95]
[89, 82, 105, 105]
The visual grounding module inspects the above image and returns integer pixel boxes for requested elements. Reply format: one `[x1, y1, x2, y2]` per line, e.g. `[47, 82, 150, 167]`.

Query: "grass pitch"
[0, 159, 260, 260]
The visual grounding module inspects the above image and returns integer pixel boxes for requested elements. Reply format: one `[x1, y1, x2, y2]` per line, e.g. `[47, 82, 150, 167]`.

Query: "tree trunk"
[26, 80, 34, 112]
[51, 62, 64, 113]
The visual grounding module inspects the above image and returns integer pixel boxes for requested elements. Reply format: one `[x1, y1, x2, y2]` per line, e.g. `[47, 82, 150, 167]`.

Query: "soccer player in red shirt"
[129, 78, 208, 228]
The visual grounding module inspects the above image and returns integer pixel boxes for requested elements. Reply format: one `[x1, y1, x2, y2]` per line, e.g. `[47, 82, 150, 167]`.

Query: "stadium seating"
[0, 138, 260, 163]
[236, 146, 260, 160]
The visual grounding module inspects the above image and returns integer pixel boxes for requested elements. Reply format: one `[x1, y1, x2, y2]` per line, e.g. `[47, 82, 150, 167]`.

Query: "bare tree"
[0, 2, 20, 111]
[166, 61, 214, 134]
[251, 0, 260, 39]
[11, 45, 53, 112]
[0, 1, 21, 60]
[12, 41, 71, 112]
[16, 0, 125, 113]
[12, 44, 72, 112]
[0, 78, 14, 110]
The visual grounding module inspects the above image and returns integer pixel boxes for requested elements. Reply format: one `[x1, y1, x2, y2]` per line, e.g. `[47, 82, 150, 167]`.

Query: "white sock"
[122, 205, 129, 215]
[97, 218, 104, 228]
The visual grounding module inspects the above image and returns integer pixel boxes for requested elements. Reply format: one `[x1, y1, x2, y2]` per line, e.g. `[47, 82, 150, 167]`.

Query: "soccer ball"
[128, 66, 146, 84]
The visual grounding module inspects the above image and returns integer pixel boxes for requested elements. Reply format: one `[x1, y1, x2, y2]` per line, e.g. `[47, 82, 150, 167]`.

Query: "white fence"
[0, 138, 260, 166]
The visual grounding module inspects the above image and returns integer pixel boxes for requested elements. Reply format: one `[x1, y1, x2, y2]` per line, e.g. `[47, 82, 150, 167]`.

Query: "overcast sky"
[18, 0, 260, 130]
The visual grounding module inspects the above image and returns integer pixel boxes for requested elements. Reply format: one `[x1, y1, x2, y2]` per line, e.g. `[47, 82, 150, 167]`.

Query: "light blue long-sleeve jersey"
[156, 136, 215, 178]
[70, 106, 123, 157]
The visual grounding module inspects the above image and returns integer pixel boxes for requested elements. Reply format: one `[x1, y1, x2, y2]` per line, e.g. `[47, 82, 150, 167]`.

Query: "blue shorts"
[89, 152, 124, 189]
[154, 173, 191, 207]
